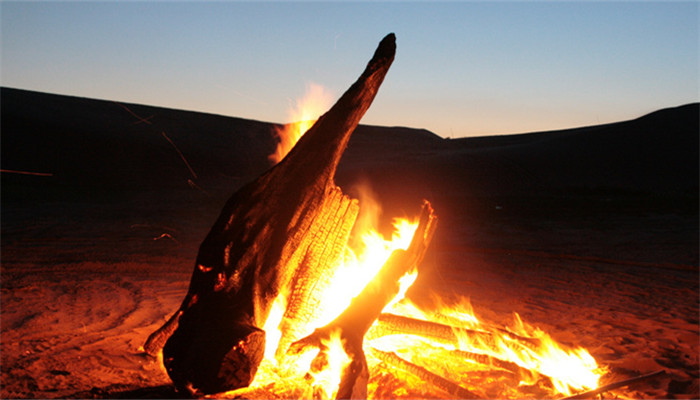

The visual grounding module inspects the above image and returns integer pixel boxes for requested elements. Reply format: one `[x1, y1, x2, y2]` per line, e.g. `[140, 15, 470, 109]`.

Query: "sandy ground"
[1, 190, 697, 399]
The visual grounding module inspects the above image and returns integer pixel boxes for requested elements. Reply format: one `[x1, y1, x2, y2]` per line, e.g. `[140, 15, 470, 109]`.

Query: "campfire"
[142, 33, 614, 399]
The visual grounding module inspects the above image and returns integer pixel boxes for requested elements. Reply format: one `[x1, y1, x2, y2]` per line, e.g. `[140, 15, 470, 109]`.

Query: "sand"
[1, 191, 697, 399]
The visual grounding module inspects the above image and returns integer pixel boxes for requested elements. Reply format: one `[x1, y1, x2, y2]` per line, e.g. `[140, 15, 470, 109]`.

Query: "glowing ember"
[230, 193, 605, 399]
[269, 82, 335, 164]
[158, 33, 605, 399]
[372, 301, 605, 398]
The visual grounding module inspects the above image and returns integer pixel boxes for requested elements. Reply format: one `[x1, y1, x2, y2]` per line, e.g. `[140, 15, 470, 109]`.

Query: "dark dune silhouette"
[1, 87, 698, 399]
[3, 87, 696, 197]
[2, 86, 697, 265]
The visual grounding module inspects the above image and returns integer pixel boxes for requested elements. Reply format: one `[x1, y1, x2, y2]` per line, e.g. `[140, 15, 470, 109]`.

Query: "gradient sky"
[2, 1, 698, 137]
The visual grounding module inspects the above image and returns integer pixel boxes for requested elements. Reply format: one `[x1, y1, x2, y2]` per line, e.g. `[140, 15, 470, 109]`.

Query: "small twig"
[114, 102, 199, 184]
[561, 370, 666, 400]
[153, 233, 179, 244]
[187, 178, 210, 197]
[370, 348, 481, 399]
[161, 131, 198, 180]
[114, 102, 153, 125]
[130, 223, 178, 233]
[0, 169, 53, 177]
[133, 115, 154, 125]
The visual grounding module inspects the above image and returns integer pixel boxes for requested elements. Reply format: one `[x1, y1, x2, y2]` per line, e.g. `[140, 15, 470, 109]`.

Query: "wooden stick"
[114, 101, 153, 125]
[369, 348, 481, 399]
[452, 349, 523, 377]
[370, 313, 486, 345]
[146, 33, 398, 395]
[369, 313, 539, 348]
[0, 169, 53, 177]
[561, 370, 666, 400]
[368, 314, 565, 386]
[161, 131, 198, 180]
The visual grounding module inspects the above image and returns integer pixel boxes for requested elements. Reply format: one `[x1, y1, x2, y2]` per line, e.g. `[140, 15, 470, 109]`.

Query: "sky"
[2, 1, 698, 138]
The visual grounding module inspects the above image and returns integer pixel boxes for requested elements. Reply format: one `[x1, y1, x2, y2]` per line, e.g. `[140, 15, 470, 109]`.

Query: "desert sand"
[1, 88, 698, 398]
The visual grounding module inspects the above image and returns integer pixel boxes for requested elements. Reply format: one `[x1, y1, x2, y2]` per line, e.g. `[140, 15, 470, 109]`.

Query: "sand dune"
[1, 88, 698, 398]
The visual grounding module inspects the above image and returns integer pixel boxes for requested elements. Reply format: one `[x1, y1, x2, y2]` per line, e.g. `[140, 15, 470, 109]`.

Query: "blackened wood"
[143, 33, 396, 395]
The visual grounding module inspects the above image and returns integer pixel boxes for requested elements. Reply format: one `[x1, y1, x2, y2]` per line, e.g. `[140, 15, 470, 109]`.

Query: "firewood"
[368, 313, 486, 346]
[368, 314, 576, 389]
[452, 349, 525, 377]
[368, 313, 539, 350]
[287, 201, 437, 399]
[369, 348, 481, 399]
[144, 33, 397, 395]
[561, 370, 666, 400]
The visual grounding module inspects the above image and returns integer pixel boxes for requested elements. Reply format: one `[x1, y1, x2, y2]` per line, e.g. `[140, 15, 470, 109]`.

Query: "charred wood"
[452, 350, 525, 377]
[144, 33, 396, 395]
[369, 348, 481, 399]
[288, 201, 437, 399]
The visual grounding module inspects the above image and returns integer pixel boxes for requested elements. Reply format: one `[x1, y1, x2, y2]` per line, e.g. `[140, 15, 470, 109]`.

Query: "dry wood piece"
[368, 314, 576, 389]
[143, 33, 397, 395]
[368, 313, 539, 349]
[561, 370, 666, 400]
[452, 349, 524, 377]
[368, 313, 488, 346]
[370, 348, 481, 399]
[288, 201, 437, 399]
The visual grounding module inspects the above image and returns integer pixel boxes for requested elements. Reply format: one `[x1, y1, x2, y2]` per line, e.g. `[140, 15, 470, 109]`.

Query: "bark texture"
[288, 201, 437, 399]
[143, 33, 396, 395]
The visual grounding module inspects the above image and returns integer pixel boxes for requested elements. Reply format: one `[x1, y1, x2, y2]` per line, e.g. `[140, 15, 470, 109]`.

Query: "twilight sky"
[2, 1, 698, 137]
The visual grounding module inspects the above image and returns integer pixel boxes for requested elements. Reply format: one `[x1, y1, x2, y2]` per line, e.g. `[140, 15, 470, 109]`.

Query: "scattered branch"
[114, 102, 153, 125]
[130, 223, 179, 233]
[1, 169, 53, 177]
[161, 131, 198, 180]
[187, 178, 210, 197]
[114, 102, 200, 186]
[154, 233, 179, 244]
[561, 370, 666, 400]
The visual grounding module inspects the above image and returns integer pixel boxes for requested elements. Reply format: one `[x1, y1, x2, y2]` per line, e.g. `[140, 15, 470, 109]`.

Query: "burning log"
[368, 313, 540, 347]
[368, 313, 491, 346]
[367, 313, 581, 390]
[140, 31, 606, 400]
[453, 350, 526, 378]
[143, 33, 397, 395]
[369, 348, 481, 399]
[288, 201, 437, 399]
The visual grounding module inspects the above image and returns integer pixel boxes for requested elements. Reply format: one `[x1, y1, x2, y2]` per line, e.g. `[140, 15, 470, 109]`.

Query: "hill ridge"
[2, 87, 697, 202]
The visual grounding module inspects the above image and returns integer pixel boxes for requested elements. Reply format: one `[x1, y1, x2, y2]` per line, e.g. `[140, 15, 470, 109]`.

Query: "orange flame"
[245, 185, 420, 397]
[269, 83, 335, 164]
[235, 185, 604, 399]
[372, 298, 605, 398]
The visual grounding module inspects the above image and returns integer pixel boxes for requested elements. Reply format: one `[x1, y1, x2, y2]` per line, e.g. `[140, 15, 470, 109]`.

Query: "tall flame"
[246, 184, 420, 397]
[269, 83, 335, 164]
